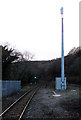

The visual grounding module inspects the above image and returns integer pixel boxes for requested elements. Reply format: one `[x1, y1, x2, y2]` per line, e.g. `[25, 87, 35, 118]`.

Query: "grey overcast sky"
[0, 0, 79, 60]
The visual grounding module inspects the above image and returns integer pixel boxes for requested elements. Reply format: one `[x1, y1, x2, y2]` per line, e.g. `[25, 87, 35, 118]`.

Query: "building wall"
[1, 80, 21, 97]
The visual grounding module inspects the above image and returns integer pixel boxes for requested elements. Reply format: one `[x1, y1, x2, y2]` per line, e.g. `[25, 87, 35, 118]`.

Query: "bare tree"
[23, 51, 34, 61]
[13, 50, 35, 62]
[13, 51, 25, 62]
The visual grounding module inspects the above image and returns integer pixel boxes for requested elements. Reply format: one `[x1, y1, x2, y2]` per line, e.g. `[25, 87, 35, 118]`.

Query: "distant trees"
[1, 43, 34, 80]
[2, 44, 81, 85]
[18, 69, 34, 86]
[14, 51, 34, 62]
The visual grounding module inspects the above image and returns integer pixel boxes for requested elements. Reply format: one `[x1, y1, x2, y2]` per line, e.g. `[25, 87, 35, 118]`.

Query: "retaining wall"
[1, 80, 21, 97]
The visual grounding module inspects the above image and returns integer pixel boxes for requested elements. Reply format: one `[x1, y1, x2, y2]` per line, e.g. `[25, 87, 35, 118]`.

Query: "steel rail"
[18, 87, 39, 120]
[0, 85, 38, 117]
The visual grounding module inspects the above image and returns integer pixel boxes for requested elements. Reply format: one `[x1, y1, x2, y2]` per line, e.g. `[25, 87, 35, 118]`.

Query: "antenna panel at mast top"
[61, 7, 63, 14]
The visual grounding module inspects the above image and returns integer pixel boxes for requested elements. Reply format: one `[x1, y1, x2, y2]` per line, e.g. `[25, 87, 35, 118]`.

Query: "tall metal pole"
[61, 7, 65, 90]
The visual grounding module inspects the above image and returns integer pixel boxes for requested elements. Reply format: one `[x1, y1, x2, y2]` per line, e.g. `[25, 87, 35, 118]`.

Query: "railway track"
[0, 85, 39, 120]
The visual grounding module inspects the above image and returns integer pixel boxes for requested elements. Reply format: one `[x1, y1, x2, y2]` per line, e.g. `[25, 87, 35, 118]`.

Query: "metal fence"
[1, 80, 21, 97]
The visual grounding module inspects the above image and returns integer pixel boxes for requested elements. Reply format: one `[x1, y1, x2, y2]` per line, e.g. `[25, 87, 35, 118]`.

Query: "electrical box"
[56, 77, 66, 90]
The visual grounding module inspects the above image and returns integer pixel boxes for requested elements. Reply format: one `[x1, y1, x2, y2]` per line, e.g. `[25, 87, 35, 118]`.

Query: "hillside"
[6, 47, 81, 85]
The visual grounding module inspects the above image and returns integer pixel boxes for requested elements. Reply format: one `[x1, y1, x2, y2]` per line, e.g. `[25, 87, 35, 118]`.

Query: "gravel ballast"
[23, 85, 80, 119]
[2, 84, 81, 119]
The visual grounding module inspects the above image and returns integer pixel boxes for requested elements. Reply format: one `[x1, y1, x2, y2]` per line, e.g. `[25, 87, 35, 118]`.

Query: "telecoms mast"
[56, 7, 66, 90]
[61, 7, 66, 90]
[61, 7, 65, 90]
